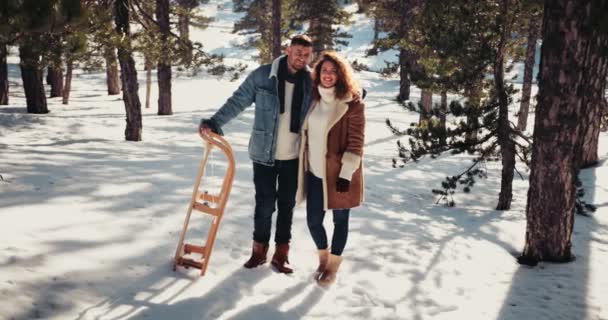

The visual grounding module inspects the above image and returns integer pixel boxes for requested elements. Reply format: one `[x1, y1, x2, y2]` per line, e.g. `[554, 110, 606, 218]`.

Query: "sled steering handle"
[199, 130, 234, 159]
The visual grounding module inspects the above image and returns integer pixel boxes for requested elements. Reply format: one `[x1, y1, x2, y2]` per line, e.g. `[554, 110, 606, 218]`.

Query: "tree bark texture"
[495, 0, 515, 211]
[396, 0, 422, 102]
[115, 0, 143, 141]
[48, 66, 64, 98]
[62, 60, 73, 105]
[580, 98, 604, 168]
[156, 0, 172, 115]
[105, 47, 120, 95]
[517, 16, 541, 131]
[521, 0, 608, 264]
[398, 49, 411, 102]
[0, 44, 8, 105]
[19, 43, 48, 114]
[176, 0, 197, 40]
[145, 57, 152, 109]
[440, 90, 448, 145]
[465, 78, 483, 145]
[419, 89, 432, 124]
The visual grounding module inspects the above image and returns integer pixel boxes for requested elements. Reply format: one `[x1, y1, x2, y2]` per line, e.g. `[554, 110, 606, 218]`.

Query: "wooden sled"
[173, 131, 235, 276]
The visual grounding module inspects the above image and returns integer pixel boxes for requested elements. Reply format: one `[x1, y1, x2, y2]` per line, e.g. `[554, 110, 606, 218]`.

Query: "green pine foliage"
[290, 0, 352, 54]
[232, 0, 306, 63]
[387, 86, 532, 206]
[383, 0, 534, 207]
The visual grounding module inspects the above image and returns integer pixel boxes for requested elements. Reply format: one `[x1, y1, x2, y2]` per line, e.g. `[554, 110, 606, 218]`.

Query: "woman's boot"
[313, 249, 329, 280]
[318, 254, 342, 287]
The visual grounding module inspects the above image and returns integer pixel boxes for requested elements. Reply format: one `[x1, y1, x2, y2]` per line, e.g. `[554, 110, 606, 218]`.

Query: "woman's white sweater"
[307, 86, 338, 179]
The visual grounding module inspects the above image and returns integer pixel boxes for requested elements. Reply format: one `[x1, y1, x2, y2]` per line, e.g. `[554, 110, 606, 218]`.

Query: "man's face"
[286, 45, 313, 72]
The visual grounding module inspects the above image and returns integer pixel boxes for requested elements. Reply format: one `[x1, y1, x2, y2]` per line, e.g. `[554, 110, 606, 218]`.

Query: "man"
[199, 35, 314, 274]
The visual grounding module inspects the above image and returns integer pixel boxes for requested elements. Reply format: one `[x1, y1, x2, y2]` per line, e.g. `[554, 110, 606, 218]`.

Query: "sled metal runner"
[173, 131, 235, 276]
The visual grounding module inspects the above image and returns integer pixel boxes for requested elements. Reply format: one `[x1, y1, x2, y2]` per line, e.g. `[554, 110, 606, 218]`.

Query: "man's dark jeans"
[252, 159, 299, 245]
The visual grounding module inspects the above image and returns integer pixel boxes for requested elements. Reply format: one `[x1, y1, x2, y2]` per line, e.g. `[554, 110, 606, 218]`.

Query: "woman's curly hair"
[311, 51, 360, 101]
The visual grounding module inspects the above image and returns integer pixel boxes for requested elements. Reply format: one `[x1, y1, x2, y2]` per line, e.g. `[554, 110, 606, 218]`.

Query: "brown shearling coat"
[296, 96, 365, 210]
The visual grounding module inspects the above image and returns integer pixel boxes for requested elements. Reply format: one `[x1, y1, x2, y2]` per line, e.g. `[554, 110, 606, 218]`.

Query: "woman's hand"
[336, 178, 350, 192]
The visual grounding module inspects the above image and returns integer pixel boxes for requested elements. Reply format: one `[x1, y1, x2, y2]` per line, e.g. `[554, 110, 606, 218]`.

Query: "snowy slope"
[1, 1, 608, 320]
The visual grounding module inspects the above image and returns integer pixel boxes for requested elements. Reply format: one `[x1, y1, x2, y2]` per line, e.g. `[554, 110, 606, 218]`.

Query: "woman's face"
[320, 60, 338, 88]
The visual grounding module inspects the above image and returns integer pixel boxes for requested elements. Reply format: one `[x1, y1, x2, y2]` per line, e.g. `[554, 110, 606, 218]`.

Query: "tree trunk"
[398, 49, 411, 102]
[19, 43, 48, 114]
[520, 0, 608, 265]
[495, 0, 515, 211]
[46, 66, 52, 85]
[309, 18, 324, 57]
[419, 89, 432, 124]
[465, 78, 483, 145]
[48, 66, 64, 98]
[62, 60, 73, 105]
[580, 97, 604, 168]
[145, 57, 152, 109]
[105, 47, 121, 95]
[271, 0, 281, 60]
[115, 0, 143, 141]
[156, 0, 172, 115]
[176, 0, 196, 65]
[396, 0, 423, 102]
[517, 16, 540, 131]
[440, 90, 448, 145]
[0, 44, 8, 105]
[373, 17, 380, 41]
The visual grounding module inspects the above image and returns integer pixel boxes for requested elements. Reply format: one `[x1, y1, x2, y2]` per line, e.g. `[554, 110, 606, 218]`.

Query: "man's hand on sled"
[199, 119, 223, 136]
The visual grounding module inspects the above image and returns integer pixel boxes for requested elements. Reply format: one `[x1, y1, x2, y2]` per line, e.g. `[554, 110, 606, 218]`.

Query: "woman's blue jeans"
[306, 172, 350, 256]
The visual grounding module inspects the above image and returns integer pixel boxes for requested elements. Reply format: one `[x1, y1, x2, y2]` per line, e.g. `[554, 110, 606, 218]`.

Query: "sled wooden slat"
[173, 131, 235, 276]
[192, 202, 221, 216]
[198, 192, 221, 204]
[177, 257, 203, 269]
[184, 244, 206, 255]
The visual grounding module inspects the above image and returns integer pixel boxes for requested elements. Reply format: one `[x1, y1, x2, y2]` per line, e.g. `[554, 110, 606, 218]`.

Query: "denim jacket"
[210, 56, 313, 165]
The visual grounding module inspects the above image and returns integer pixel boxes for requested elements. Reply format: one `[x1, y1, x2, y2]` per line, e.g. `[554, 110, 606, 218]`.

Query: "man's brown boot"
[243, 241, 269, 269]
[271, 243, 294, 274]
[313, 249, 329, 280]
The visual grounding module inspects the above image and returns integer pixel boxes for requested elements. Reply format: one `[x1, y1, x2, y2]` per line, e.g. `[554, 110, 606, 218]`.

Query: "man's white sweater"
[274, 82, 300, 160]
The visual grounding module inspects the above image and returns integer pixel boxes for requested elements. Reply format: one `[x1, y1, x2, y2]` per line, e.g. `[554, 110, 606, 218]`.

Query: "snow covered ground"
[1, 1, 608, 319]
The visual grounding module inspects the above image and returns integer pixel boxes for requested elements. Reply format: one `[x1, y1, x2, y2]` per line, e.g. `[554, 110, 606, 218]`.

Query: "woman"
[296, 51, 365, 286]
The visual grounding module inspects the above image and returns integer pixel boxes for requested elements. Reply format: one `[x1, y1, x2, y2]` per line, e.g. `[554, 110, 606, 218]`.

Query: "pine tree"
[156, 0, 172, 115]
[175, 0, 212, 65]
[6, 0, 84, 113]
[519, 0, 608, 266]
[291, 0, 352, 56]
[0, 0, 14, 105]
[516, 0, 542, 131]
[271, 0, 281, 59]
[579, 87, 606, 168]
[387, 0, 529, 209]
[61, 32, 88, 105]
[367, 0, 423, 102]
[46, 35, 64, 98]
[232, 0, 298, 63]
[0, 44, 7, 105]
[19, 35, 48, 114]
[88, 2, 121, 95]
[114, 0, 143, 141]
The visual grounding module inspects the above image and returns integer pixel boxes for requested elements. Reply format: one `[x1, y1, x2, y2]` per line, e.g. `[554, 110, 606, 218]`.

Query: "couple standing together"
[200, 35, 365, 287]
